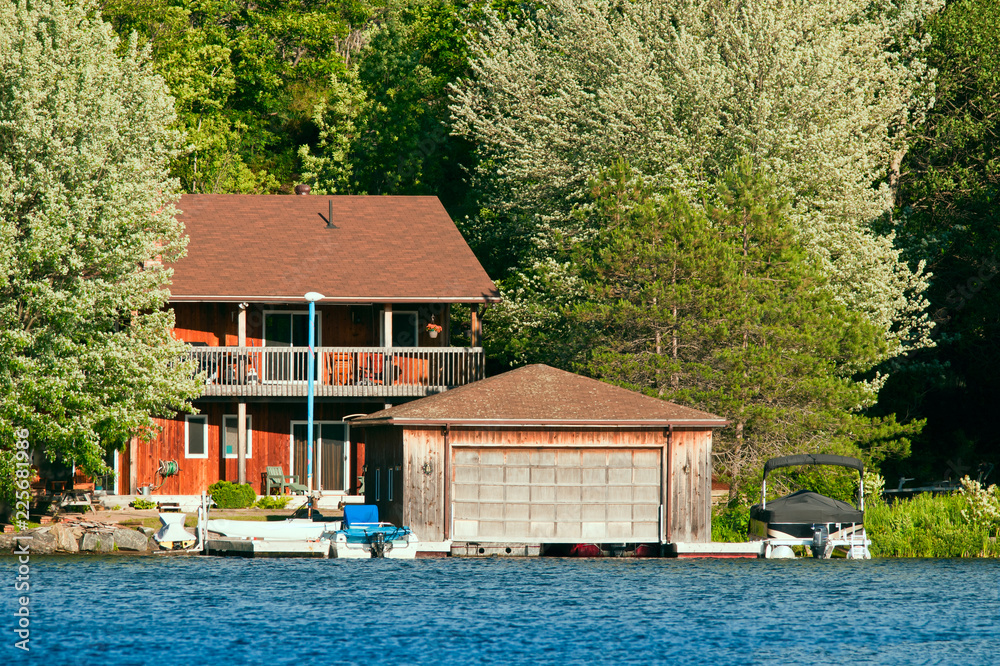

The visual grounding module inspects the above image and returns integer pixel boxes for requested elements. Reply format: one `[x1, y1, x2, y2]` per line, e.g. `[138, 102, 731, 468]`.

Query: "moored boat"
[749, 454, 871, 559]
[331, 504, 418, 559]
[206, 518, 333, 541]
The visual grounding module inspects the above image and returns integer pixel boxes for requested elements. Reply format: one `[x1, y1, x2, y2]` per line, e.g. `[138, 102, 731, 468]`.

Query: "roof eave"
[168, 295, 502, 304]
[351, 418, 730, 428]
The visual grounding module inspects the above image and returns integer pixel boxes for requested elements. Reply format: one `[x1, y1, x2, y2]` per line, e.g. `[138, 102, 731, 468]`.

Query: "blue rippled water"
[4, 556, 999, 665]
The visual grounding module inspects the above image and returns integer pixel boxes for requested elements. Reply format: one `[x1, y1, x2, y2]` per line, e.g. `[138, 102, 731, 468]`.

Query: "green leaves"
[0, 0, 200, 501]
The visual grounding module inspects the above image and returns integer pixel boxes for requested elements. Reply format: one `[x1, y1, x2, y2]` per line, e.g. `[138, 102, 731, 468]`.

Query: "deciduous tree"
[0, 0, 200, 500]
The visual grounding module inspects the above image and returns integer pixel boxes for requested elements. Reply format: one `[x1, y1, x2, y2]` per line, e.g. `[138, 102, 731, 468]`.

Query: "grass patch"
[867, 492, 1000, 558]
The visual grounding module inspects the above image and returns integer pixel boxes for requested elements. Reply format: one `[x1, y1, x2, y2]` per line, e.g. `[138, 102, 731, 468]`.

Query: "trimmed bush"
[255, 495, 291, 510]
[208, 481, 256, 509]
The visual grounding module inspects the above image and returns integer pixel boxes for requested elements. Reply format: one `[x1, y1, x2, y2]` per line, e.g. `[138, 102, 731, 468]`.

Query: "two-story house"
[119, 193, 499, 499]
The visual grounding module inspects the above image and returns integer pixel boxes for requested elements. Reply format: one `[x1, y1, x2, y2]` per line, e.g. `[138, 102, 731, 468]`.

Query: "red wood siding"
[132, 402, 378, 495]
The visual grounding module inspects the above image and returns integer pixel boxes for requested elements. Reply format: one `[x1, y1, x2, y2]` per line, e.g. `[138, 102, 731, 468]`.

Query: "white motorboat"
[331, 505, 418, 559]
[206, 518, 335, 541]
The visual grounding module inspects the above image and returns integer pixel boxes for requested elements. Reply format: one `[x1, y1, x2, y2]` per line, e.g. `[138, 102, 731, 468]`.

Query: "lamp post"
[304, 292, 324, 501]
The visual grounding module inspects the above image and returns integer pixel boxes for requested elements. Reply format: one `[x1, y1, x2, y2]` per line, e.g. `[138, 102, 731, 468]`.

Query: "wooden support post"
[470, 304, 481, 347]
[443, 303, 451, 346]
[383, 303, 393, 347]
[128, 436, 137, 494]
[237, 303, 247, 485]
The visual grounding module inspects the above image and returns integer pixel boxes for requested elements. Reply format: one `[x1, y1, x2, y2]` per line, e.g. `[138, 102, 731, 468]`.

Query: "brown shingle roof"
[352, 364, 728, 427]
[169, 194, 499, 303]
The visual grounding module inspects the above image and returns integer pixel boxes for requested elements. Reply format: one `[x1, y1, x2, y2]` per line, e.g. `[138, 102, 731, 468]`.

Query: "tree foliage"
[100, 0, 377, 193]
[0, 0, 201, 500]
[570, 161, 918, 488]
[883, 0, 1000, 480]
[452, 0, 941, 366]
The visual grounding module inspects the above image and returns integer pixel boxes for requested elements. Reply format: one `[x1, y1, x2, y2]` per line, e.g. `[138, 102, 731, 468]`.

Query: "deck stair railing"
[187, 346, 484, 398]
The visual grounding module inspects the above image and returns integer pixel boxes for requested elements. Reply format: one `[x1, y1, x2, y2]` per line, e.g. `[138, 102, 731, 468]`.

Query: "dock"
[665, 542, 763, 558]
[205, 537, 331, 558]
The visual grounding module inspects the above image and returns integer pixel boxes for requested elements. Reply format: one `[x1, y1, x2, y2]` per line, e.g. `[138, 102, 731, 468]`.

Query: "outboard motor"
[370, 532, 387, 558]
[811, 525, 830, 558]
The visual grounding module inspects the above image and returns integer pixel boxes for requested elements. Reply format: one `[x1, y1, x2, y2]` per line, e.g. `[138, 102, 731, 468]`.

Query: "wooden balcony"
[188, 346, 485, 398]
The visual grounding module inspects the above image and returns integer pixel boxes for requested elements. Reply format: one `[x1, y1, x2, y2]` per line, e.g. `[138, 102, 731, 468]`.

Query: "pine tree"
[574, 160, 920, 490]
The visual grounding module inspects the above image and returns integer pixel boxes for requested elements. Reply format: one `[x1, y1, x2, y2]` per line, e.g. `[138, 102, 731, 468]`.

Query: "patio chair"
[264, 466, 308, 495]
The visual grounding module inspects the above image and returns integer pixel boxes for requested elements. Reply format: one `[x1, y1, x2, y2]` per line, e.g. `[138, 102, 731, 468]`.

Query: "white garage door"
[451, 448, 661, 543]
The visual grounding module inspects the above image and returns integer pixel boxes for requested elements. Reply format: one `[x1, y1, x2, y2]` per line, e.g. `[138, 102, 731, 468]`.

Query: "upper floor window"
[380, 310, 418, 347]
[263, 311, 321, 347]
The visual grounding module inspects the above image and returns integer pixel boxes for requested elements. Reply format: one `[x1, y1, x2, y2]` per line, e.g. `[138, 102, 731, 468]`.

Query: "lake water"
[4, 556, 998, 664]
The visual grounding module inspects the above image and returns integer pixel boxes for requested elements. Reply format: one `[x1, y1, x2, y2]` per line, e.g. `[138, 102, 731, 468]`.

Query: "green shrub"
[712, 504, 750, 542]
[129, 497, 156, 510]
[254, 495, 291, 510]
[208, 481, 256, 509]
[866, 488, 1000, 558]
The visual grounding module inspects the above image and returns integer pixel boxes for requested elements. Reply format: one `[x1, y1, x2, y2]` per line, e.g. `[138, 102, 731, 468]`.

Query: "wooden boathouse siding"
[667, 429, 713, 543]
[355, 365, 726, 546]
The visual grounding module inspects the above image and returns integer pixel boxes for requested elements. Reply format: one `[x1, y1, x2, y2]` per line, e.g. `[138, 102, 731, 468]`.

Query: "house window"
[380, 310, 418, 347]
[263, 310, 322, 381]
[185, 414, 208, 459]
[375, 468, 381, 502]
[263, 311, 321, 347]
[290, 421, 350, 492]
[223, 415, 253, 459]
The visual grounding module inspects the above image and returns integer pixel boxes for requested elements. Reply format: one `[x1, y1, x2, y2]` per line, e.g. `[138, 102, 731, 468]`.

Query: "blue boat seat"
[343, 504, 380, 528]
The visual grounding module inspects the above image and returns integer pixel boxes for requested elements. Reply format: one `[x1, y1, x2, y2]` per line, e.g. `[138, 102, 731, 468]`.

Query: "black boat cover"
[763, 454, 863, 479]
[750, 490, 864, 524]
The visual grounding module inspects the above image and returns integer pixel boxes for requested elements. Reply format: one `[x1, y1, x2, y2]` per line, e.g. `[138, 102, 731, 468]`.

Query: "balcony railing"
[188, 346, 484, 398]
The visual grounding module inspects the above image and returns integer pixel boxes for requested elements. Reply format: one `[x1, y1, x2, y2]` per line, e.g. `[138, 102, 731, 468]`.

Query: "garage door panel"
[633, 467, 659, 485]
[454, 450, 480, 465]
[531, 467, 555, 485]
[480, 485, 504, 501]
[506, 503, 529, 520]
[609, 486, 633, 502]
[530, 504, 555, 521]
[633, 450, 660, 467]
[529, 485, 554, 502]
[506, 466, 530, 484]
[480, 450, 505, 465]
[531, 450, 556, 466]
[451, 447, 662, 543]
[556, 485, 581, 503]
[454, 466, 479, 484]
[506, 451, 529, 466]
[507, 485, 529, 502]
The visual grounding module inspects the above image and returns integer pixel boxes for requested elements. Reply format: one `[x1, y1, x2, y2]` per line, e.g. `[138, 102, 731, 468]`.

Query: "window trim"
[262, 309, 323, 347]
[379, 309, 419, 347]
[222, 414, 253, 459]
[185, 414, 209, 459]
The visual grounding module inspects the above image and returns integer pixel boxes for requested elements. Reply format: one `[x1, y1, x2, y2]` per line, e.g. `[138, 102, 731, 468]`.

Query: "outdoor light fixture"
[304, 292, 324, 498]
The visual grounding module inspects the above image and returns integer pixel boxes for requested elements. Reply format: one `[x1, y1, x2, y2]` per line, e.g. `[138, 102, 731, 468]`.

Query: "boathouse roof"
[168, 194, 500, 304]
[352, 364, 728, 427]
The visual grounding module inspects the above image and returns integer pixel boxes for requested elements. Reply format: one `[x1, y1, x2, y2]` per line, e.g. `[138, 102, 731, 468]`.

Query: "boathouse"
[352, 365, 727, 547]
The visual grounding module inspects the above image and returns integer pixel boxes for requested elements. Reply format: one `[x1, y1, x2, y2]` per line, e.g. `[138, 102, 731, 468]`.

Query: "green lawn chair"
[265, 466, 307, 495]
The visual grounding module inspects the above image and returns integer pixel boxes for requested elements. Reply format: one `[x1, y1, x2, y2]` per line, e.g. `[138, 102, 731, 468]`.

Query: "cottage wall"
[132, 402, 372, 496]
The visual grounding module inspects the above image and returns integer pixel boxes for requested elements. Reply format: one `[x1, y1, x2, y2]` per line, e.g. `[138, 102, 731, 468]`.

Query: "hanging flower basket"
[426, 323, 443, 338]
